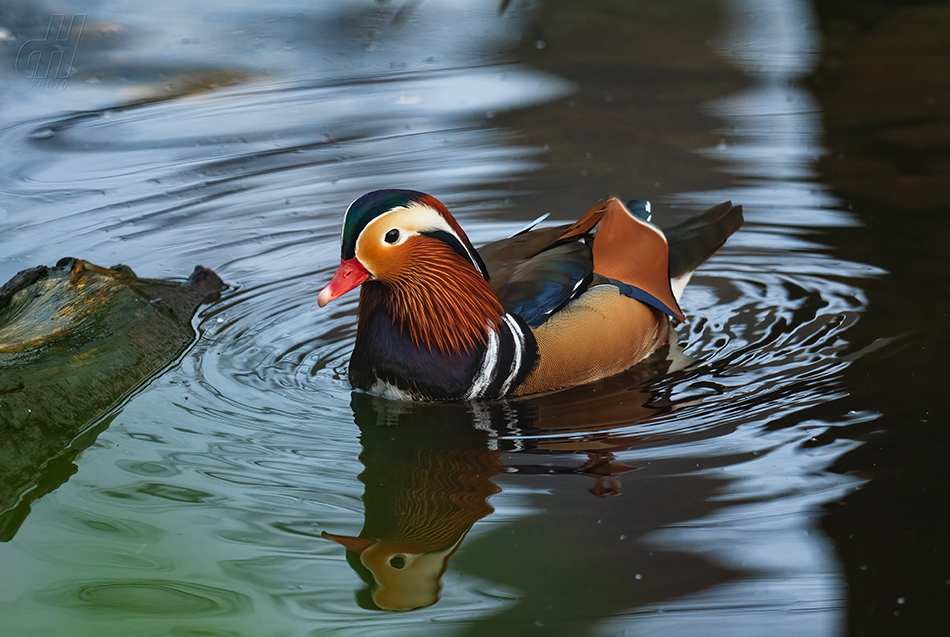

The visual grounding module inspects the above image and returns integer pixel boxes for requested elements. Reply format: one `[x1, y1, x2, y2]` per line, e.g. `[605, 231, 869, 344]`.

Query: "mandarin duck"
[318, 190, 742, 401]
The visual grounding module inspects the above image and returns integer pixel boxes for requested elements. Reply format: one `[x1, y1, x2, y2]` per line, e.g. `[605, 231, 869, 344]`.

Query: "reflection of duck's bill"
[320, 531, 374, 553]
[322, 528, 470, 612]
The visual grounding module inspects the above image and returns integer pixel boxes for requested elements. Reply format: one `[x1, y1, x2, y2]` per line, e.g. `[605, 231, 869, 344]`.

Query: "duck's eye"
[384, 229, 400, 244]
[389, 555, 406, 569]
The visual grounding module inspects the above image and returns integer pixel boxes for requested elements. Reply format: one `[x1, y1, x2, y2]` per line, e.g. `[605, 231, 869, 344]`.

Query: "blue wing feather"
[479, 200, 681, 328]
[489, 242, 592, 328]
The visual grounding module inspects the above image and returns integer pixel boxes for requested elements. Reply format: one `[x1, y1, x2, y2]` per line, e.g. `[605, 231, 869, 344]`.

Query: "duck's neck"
[350, 248, 541, 400]
[359, 248, 504, 356]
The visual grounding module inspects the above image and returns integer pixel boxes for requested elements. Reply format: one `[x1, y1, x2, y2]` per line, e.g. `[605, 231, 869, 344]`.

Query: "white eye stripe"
[401, 202, 488, 278]
[363, 205, 441, 235]
[401, 202, 462, 238]
[357, 203, 466, 252]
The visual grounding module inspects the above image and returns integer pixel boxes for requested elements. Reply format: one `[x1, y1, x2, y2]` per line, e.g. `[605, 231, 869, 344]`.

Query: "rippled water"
[2, 0, 948, 635]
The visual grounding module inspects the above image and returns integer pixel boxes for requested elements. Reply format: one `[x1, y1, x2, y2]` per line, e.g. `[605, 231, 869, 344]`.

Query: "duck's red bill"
[317, 258, 370, 307]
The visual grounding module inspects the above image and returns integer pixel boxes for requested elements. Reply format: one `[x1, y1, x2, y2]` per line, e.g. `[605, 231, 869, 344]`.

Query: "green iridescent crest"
[341, 189, 426, 260]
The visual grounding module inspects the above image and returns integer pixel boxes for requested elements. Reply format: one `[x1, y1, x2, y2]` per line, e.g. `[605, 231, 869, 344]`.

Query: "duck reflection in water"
[323, 349, 675, 611]
[323, 392, 503, 612]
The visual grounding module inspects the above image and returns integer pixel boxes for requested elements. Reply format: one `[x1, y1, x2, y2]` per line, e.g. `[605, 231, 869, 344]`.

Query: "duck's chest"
[349, 307, 536, 401]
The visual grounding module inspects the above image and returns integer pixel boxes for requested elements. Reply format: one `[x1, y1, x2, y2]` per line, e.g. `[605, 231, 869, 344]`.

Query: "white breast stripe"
[499, 314, 524, 396]
[465, 323, 499, 400]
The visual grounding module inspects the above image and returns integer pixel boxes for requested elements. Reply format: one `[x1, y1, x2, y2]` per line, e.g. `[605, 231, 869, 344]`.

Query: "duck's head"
[318, 189, 502, 354]
[317, 189, 490, 307]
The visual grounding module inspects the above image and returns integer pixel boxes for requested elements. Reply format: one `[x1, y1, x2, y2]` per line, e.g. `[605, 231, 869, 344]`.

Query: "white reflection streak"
[698, 0, 844, 218]
[629, 3, 854, 637]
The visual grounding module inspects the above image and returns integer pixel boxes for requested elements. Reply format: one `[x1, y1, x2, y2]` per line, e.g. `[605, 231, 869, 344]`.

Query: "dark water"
[1, 0, 947, 635]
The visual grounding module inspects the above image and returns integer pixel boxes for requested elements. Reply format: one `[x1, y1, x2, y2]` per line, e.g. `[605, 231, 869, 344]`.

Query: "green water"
[1, 0, 948, 635]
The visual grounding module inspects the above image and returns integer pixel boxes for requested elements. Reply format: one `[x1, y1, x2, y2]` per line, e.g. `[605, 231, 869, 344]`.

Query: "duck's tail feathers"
[665, 201, 743, 280]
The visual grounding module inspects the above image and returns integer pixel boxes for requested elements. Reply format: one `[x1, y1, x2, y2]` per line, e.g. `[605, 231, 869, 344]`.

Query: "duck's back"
[477, 197, 742, 395]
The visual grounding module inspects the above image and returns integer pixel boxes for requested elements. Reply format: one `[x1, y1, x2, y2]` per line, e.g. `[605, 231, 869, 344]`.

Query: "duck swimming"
[318, 189, 742, 401]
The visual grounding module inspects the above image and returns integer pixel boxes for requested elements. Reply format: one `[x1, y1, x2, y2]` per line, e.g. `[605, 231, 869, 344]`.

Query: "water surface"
[1, 0, 948, 635]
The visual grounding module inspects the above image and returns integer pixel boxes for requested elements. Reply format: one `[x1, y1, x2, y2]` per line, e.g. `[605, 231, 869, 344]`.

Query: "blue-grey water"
[1, 1, 947, 635]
